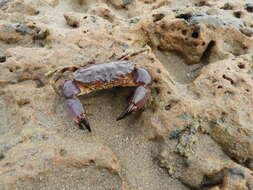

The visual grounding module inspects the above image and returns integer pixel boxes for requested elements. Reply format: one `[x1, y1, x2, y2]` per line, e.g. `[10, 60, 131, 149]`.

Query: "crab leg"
[62, 80, 91, 132]
[117, 68, 152, 121]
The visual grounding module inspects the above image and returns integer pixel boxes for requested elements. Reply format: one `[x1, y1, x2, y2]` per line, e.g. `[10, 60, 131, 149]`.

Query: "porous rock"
[1, 0, 253, 190]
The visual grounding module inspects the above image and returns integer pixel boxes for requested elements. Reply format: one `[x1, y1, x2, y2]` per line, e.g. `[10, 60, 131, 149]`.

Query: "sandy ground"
[1, 0, 253, 190]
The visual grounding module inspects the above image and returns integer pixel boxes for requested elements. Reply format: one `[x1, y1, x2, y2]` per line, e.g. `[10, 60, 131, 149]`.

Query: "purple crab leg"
[62, 80, 91, 132]
[117, 68, 152, 121]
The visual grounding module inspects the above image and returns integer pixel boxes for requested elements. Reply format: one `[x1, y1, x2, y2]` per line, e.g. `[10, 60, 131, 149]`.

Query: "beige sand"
[0, 0, 253, 190]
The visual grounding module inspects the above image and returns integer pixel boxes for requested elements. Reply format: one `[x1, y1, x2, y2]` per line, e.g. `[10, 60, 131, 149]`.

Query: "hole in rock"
[238, 63, 245, 69]
[192, 31, 199, 38]
[182, 30, 187, 35]
[245, 3, 253, 13]
[0, 56, 6, 63]
[233, 11, 242, 18]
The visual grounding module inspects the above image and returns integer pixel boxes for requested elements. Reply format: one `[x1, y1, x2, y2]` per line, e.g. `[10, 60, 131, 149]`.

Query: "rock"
[1, 0, 253, 189]
[210, 121, 253, 163]
[141, 9, 253, 63]
[0, 134, 123, 190]
[7, 0, 39, 15]
[0, 0, 9, 8]
[44, 0, 59, 7]
[108, 0, 132, 9]
[15, 24, 33, 35]
[245, 3, 253, 13]
[64, 13, 81, 28]
[222, 168, 248, 190]
[0, 23, 50, 45]
[63, 12, 113, 31]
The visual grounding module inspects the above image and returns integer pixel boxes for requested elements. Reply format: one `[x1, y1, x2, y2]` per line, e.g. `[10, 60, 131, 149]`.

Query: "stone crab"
[47, 60, 152, 132]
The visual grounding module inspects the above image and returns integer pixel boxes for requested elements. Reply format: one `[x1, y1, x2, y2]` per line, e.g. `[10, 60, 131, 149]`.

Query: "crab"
[47, 60, 152, 132]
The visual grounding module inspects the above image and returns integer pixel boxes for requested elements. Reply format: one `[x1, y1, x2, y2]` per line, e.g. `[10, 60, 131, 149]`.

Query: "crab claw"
[116, 104, 136, 121]
[78, 117, 91, 132]
[117, 86, 151, 121]
[65, 97, 91, 132]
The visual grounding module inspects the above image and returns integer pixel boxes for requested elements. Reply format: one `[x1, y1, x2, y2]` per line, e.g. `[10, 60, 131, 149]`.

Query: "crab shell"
[50, 60, 151, 96]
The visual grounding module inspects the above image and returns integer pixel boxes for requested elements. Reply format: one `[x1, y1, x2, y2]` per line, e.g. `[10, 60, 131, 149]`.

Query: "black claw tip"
[79, 118, 91, 132]
[116, 104, 135, 121]
[116, 114, 126, 121]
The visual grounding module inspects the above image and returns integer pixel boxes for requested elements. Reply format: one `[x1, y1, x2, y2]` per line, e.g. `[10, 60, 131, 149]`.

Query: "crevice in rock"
[245, 159, 253, 171]
[200, 41, 215, 63]
[197, 167, 247, 190]
[34, 78, 45, 88]
[176, 13, 193, 22]
[200, 173, 224, 190]
[222, 74, 234, 85]
[152, 13, 165, 22]
[0, 55, 6, 63]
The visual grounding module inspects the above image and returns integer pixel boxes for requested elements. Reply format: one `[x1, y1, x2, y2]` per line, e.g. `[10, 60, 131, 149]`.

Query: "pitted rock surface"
[1, 0, 253, 190]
